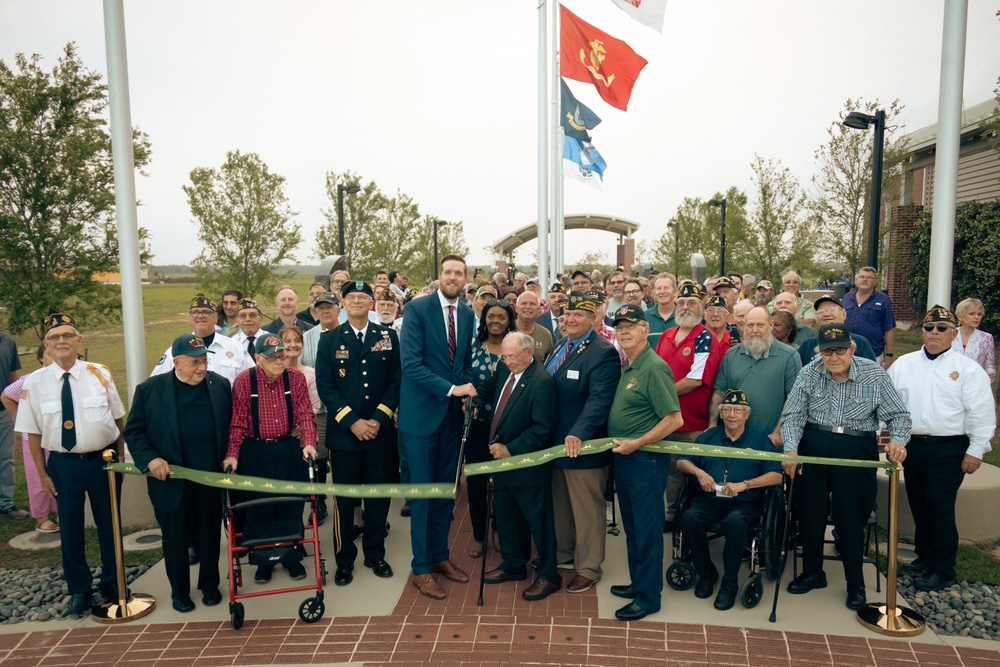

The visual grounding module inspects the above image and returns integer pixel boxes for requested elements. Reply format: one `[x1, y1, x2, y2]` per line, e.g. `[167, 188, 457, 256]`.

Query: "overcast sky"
[2, 0, 998, 273]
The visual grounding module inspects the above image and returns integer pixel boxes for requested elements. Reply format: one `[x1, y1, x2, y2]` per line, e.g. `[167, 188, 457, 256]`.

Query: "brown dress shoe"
[484, 566, 527, 584]
[411, 573, 446, 600]
[432, 560, 470, 583]
[566, 574, 595, 593]
[522, 578, 560, 601]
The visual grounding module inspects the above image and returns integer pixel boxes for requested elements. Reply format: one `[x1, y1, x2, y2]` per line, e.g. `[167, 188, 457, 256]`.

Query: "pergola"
[491, 214, 640, 264]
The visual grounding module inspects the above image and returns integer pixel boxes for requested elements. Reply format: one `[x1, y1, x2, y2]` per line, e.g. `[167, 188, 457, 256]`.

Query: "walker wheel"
[298, 596, 325, 623]
[230, 601, 245, 630]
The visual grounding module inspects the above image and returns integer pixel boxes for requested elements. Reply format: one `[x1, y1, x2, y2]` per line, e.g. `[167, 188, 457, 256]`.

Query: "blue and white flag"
[563, 136, 608, 188]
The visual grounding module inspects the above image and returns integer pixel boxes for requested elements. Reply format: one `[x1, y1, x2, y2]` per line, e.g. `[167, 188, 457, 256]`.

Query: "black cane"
[454, 398, 476, 492]
[769, 471, 797, 623]
[477, 474, 495, 606]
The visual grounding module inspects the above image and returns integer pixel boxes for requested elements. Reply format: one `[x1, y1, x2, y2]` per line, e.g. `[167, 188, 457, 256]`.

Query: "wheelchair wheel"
[230, 601, 245, 630]
[666, 561, 696, 591]
[762, 490, 787, 581]
[740, 574, 763, 609]
[298, 596, 325, 623]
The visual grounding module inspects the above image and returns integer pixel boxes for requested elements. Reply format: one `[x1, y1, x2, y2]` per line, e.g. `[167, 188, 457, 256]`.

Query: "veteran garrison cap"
[44, 312, 77, 334]
[817, 323, 852, 350]
[678, 283, 707, 299]
[188, 293, 216, 311]
[584, 289, 606, 305]
[549, 282, 566, 294]
[254, 334, 285, 356]
[237, 298, 262, 313]
[313, 291, 339, 307]
[341, 280, 374, 300]
[714, 276, 738, 292]
[172, 333, 214, 357]
[566, 291, 597, 313]
[611, 304, 645, 326]
[721, 389, 749, 406]
[923, 305, 958, 326]
[376, 288, 397, 303]
[705, 295, 729, 311]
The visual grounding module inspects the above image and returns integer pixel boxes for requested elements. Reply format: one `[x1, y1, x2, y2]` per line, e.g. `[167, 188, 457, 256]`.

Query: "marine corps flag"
[561, 78, 602, 142]
[560, 4, 648, 111]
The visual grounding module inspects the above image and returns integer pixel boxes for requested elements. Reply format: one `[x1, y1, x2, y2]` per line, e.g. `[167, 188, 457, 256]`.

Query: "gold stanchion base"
[91, 594, 156, 624]
[857, 603, 925, 637]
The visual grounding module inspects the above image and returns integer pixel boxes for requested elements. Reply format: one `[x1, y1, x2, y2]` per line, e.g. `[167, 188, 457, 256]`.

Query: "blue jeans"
[615, 449, 671, 612]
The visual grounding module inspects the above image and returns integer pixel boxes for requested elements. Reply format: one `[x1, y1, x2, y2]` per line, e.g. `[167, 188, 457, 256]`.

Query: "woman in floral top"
[952, 298, 996, 384]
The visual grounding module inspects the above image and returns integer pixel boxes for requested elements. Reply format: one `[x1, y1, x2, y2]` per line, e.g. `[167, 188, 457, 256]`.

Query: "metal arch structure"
[492, 214, 640, 264]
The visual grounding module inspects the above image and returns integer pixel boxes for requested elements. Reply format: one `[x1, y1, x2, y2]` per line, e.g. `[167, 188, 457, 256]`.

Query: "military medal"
[63, 420, 74, 430]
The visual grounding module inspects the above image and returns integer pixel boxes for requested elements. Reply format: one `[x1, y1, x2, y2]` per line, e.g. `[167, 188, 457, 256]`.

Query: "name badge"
[567, 370, 580, 380]
[336, 350, 350, 360]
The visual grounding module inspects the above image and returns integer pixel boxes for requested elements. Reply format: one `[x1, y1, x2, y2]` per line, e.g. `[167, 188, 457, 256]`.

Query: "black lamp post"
[667, 221, 679, 278]
[432, 219, 449, 276]
[843, 109, 886, 270]
[708, 198, 727, 275]
[336, 183, 361, 256]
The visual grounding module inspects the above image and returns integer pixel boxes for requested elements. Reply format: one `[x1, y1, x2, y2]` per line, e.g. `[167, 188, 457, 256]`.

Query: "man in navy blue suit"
[399, 254, 478, 600]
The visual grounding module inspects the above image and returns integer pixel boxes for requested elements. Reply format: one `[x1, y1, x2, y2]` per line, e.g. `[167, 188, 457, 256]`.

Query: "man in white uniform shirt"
[151, 294, 253, 383]
[888, 305, 996, 591]
[231, 298, 266, 358]
[15, 313, 127, 615]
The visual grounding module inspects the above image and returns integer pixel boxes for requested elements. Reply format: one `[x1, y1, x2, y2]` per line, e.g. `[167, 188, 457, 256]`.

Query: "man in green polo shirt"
[645, 272, 678, 347]
[606, 304, 683, 621]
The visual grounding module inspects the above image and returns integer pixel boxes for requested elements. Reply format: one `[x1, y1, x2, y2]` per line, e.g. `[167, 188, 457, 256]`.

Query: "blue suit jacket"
[399, 291, 475, 436]
[543, 331, 621, 469]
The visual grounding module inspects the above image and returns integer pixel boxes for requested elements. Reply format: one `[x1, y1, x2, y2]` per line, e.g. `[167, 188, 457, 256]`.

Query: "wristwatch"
[885, 352, 894, 357]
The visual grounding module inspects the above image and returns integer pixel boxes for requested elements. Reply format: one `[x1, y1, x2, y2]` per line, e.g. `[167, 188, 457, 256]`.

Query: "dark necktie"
[489, 375, 515, 441]
[554, 340, 574, 372]
[447, 305, 457, 361]
[246, 335, 255, 356]
[357, 331, 364, 345]
[61, 372, 76, 451]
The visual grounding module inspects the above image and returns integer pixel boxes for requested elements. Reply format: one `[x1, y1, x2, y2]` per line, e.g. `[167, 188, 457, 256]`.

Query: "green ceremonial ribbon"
[463, 437, 899, 477]
[104, 462, 456, 499]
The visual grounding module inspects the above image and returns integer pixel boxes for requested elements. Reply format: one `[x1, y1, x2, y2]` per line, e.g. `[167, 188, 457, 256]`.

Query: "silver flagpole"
[537, 0, 549, 287]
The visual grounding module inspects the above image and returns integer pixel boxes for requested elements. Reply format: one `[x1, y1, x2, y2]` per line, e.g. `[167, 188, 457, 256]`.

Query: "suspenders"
[248, 369, 294, 440]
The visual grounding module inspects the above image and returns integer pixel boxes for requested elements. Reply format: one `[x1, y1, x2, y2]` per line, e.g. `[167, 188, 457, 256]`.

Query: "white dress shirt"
[150, 332, 253, 383]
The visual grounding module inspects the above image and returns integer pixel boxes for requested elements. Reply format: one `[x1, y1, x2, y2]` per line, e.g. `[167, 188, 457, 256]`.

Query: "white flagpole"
[926, 0, 968, 309]
[550, 0, 563, 284]
[537, 0, 549, 288]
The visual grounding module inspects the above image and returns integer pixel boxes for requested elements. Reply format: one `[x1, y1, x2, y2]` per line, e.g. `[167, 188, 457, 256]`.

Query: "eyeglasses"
[189, 309, 215, 317]
[922, 323, 955, 333]
[820, 347, 850, 357]
[45, 333, 78, 342]
[343, 295, 371, 304]
[623, 289, 643, 296]
[262, 353, 287, 362]
[720, 406, 748, 415]
[500, 349, 529, 362]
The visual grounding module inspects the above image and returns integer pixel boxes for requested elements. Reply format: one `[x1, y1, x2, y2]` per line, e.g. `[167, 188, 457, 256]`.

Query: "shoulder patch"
[156, 354, 167, 366]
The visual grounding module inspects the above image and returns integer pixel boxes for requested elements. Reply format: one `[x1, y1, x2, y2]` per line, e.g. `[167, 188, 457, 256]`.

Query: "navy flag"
[561, 78, 602, 142]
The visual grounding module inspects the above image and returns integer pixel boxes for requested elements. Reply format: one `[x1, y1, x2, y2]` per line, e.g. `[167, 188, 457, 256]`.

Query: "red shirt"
[654, 324, 717, 432]
[227, 366, 317, 458]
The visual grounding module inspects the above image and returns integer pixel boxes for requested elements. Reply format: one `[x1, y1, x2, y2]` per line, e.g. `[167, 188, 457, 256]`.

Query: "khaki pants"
[664, 430, 703, 520]
[552, 466, 609, 581]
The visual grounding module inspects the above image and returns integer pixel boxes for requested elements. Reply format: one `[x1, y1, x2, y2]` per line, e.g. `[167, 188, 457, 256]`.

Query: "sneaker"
[1, 505, 29, 519]
[286, 561, 307, 581]
[254, 565, 273, 584]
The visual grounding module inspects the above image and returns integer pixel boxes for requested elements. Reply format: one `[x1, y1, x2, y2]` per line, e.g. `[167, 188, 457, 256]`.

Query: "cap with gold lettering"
[237, 298, 262, 313]
[721, 389, 749, 406]
[817, 323, 852, 350]
[188, 293, 216, 311]
[44, 313, 77, 334]
[566, 292, 597, 313]
[678, 283, 707, 299]
[923, 305, 958, 326]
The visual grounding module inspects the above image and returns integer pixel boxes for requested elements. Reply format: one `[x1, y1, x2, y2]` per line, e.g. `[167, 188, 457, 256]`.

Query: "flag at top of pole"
[560, 3, 648, 111]
[607, 0, 669, 34]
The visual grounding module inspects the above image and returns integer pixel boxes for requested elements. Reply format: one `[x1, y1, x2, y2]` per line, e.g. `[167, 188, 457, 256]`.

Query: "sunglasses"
[922, 323, 955, 333]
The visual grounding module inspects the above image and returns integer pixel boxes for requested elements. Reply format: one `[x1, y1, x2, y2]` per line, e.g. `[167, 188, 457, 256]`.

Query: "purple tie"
[489, 375, 515, 441]
[447, 305, 457, 361]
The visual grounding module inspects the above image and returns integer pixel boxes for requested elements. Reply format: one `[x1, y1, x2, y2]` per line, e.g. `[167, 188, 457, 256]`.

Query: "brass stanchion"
[857, 466, 925, 636]
[91, 450, 156, 623]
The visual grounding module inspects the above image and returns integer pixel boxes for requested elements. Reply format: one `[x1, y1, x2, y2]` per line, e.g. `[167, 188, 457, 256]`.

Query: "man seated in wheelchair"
[676, 389, 782, 610]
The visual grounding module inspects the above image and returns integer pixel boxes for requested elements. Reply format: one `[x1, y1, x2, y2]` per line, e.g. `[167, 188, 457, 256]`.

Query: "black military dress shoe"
[695, 569, 719, 599]
[98, 582, 119, 603]
[615, 602, 654, 621]
[335, 565, 354, 586]
[172, 597, 195, 613]
[364, 558, 393, 578]
[714, 581, 738, 610]
[484, 566, 527, 584]
[901, 557, 927, 575]
[845, 586, 867, 610]
[610, 584, 635, 599]
[914, 572, 956, 591]
[67, 592, 91, 615]
[201, 587, 223, 606]
[786, 571, 828, 594]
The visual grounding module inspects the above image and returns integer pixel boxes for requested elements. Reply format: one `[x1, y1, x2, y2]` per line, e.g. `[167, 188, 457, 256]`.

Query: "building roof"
[903, 98, 998, 155]
[491, 213, 640, 256]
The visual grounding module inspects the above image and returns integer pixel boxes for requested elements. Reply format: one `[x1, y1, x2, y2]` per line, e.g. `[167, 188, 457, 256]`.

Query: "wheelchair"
[665, 473, 789, 608]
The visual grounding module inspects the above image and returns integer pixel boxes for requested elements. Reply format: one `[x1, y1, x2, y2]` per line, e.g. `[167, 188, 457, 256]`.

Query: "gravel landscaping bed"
[898, 574, 1000, 640]
[0, 565, 150, 624]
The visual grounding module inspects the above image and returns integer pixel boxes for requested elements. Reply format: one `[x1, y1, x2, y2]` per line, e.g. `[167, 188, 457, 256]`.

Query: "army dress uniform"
[315, 287, 402, 581]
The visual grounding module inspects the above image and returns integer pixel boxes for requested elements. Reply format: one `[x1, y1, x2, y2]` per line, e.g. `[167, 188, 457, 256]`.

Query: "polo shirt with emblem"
[843, 289, 896, 356]
[608, 345, 680, 439]
[654, 324, 715, 432]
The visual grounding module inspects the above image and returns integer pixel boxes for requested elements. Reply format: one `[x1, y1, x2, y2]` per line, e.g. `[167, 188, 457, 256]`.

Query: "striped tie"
[447, 305, 456, 361]
[553, 340, 574, 373]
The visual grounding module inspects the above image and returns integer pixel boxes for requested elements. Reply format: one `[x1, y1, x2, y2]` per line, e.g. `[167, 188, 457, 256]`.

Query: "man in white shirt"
[231, 298, 266, 358]
[301, 292, 341, 369]
[15, 313, 126, 615]
[151, 294, 253, 383]
[888, 306, 996, 591]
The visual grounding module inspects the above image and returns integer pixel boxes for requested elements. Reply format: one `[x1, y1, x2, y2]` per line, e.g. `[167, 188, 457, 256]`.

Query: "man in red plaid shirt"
[223, 334, 317, 584]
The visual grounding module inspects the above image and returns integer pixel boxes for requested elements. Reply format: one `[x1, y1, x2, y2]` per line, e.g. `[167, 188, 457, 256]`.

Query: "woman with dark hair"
[466, 298, 516, 558]
[771, 309, 797, 348]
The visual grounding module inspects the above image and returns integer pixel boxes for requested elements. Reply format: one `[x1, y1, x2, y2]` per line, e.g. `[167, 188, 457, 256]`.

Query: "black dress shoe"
[334, 565, 354, 586]
[615, 602, 654, 621]
[400, 501, 411, 517]
[914, 572, 956, 591]
[172, 597, 195, 613]
[786, 571, 827, 594]
[901, 558, 927, 575]
[695, 570, 718, 599]
[610, 584, 635, 599]
[67, 592, 91, 615]
[188, 546, 199, 565]
[98, 582, 119, 603]
[714, 581, 738, 610]
[845, 586, 867, 610]
[201, 588, 222, 606]
[484, 566, 527, 584]
[364, 558, 394, 578]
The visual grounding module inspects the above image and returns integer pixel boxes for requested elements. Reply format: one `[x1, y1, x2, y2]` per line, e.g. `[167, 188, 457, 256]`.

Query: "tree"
[186, 150, 301, 299]
[408, 216, 470, 285]
[652, 187, 749, 279]
[981, 11, 1000, 154]
[0, 44, 152, 338]
[809, 98, 909, 275]
[744, 155, 812, 281]
[908, 199, 1000, 333]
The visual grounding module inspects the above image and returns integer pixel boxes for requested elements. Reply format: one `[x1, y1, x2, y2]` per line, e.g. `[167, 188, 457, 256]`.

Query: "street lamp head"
[708, 199, 725, 207]
[344, 183, 361, 195]
[435, 219, 449, 228]
[843, 111, 876, 130]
